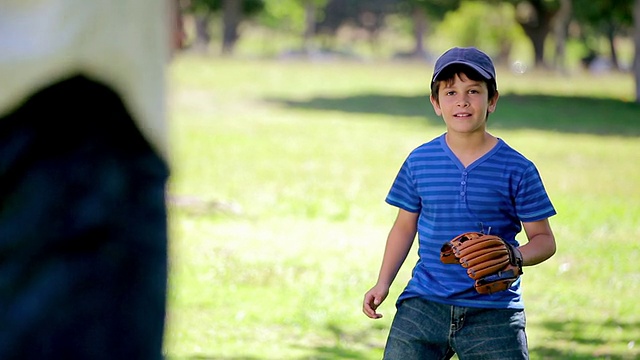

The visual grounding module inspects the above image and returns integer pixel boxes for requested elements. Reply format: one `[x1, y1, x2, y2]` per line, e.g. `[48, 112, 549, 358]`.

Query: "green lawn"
[164, 55, 640, 359]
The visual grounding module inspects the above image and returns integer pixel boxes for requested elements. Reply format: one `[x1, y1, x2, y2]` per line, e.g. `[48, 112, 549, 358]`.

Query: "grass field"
[163, 55, 640, 359]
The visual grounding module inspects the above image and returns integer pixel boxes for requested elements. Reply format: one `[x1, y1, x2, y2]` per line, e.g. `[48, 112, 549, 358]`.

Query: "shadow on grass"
[172, 357, 261, 360]
[297, 319, 639, 359]
[296, 346, 373, 360]
[291, 322, 384, 360]
[267, 93, 640, 137]
[530, 319, 640, 360]
[166, 323, 385, 360]
[169, 319, 639, 359]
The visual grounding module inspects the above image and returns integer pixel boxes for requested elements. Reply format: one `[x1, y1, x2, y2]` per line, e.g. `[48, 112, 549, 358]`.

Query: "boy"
[362, 47, 557, 359]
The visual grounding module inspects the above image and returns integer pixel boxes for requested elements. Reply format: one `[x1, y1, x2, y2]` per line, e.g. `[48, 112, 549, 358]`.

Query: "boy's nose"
[457, 97, 470, 107]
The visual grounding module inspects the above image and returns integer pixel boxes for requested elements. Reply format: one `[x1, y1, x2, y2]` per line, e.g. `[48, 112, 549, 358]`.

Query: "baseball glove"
[440, 232, 524, 294]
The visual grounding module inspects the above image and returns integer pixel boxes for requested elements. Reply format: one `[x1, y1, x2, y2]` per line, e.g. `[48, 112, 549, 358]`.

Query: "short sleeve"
[385, 158, 421, 213]
[515, 164, 557, 222]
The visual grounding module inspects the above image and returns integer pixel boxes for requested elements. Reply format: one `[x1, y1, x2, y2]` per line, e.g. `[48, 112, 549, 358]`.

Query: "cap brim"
[431, 61, 494, 83]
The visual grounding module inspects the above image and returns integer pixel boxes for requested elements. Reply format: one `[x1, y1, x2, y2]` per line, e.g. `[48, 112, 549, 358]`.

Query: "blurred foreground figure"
[0, 1, 181, 358]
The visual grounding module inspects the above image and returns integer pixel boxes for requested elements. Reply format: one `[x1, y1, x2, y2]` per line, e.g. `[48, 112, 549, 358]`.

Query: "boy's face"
[430, 72, 499, 136]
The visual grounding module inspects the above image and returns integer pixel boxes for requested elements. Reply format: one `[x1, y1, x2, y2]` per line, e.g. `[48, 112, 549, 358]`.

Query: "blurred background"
[165, 1, 640, 359]
[176, 0, 638, 80]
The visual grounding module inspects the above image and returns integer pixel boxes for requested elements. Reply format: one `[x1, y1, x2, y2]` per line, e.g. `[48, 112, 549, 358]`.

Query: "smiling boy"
[363, 47, 557, 359]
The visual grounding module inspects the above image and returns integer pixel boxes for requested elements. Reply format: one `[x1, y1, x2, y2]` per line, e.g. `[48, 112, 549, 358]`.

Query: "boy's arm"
[363, 209, 418, 319]
[520, 218, 556, 266]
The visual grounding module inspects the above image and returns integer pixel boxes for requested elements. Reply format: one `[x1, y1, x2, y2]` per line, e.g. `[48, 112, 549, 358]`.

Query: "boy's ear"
[488, 90, 499, 113]
[430, 95, 442, 116]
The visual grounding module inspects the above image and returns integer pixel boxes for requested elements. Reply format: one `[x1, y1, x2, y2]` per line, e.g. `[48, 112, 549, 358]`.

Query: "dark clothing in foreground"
[0, 76, 169, 359]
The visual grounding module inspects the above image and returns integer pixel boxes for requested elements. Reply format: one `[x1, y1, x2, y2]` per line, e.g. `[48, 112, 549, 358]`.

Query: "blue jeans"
[384, 297, 528, 360]
[0, 76, 169, 359]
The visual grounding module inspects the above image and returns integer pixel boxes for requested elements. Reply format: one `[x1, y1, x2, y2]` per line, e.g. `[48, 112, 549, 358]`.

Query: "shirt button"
[461, 181, 466, 185]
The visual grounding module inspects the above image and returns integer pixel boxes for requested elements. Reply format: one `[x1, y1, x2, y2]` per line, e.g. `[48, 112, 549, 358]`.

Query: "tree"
[257, 0, 329, 52]
[185, 0, 264, 54]
[302, 0, 330, 51]
[316, 0, 394, 35]
[399, 0, 463, 57]
[312, 0, 396, 54]
[573, 0, 634, 71]
[552, 0, 571, 72]
[508, 0, 560, 68]
[434, 1, 520, 64]
[221, 0, 241, 54]
[186, 0, 217, 52]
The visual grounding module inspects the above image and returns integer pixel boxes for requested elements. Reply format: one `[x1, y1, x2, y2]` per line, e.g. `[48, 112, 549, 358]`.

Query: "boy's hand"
[363, 284, 389, 319]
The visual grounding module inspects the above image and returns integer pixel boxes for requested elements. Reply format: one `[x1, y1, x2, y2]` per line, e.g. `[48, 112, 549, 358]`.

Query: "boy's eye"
[445, 91, 456, 96]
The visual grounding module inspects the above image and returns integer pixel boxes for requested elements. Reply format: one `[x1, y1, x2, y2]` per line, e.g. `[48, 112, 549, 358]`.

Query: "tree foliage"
[259, 0, 306, 31]
[315, 0, 397, 35]
[176, 0, 640, 102]
[572, 0, 634, 69]
[573, 0, 633, 29]
[493, 0, 560, 67]
[186, 0, 265, 15]
[396, 0, 462, 19]
[183, 0, 264, 54]
[181, 0, 635, 68]
[434, 2, 521, 63]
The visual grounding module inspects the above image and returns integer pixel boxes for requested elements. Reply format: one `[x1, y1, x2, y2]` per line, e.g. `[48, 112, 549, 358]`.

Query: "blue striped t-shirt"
[386, 133, 556, 309]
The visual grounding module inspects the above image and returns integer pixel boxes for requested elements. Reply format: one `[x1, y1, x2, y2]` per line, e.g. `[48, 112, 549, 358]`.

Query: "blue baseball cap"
[431, 47, 496, 84]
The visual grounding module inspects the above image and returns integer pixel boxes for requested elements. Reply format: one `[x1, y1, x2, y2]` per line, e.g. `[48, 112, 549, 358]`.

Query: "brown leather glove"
[441, 232, 523, 294]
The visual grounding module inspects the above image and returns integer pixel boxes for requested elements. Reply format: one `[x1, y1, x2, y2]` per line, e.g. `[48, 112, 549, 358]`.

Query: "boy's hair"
[430, 64, 498, 103]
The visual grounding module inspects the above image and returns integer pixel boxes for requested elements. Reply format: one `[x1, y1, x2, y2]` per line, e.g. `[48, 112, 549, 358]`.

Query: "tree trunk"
[222, 0, 241, 55]
[553, 0, 572, 72]
[412, 6, 427, 57]
[171, 0, 186, 52]
[524, 25, 550, 67]
[516, 0, 556, 68]
[607, 23, 619, 71]
[634, 0, 640, 102]
[303, 1, 317, 52]
[194, 13, 212, 53]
